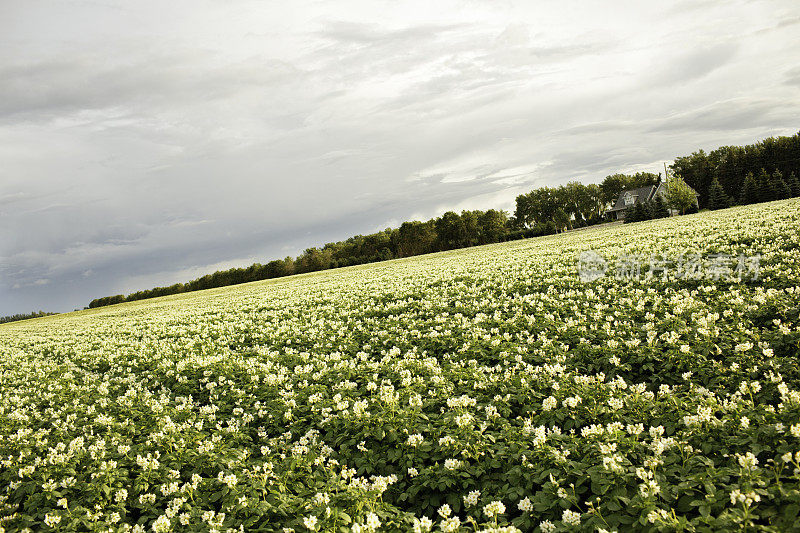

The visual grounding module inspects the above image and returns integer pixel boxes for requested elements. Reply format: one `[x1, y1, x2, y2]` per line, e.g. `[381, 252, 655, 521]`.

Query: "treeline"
[0, 311, 58, 324]
[89, 208, 538, 308]
[673, 132, 800, 210]
[88, 132, 800, 309]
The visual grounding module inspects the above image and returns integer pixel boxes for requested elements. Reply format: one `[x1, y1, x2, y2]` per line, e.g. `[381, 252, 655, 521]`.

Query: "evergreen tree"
[757, 168, 773, 202]
[624, 205, 636, 223]
[625, 202, 646, 223]
[647, 196, 670, 218]
[740, 172, 759, 204]
[770, 169, 791, 199]
[779, 178, 792, 199]
[707, 177, 730, 210]
[787, 172, 800, 197]
[642, 201, 652, 219]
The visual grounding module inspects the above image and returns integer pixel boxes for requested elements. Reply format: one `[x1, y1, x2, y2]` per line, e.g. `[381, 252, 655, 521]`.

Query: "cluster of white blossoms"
[444, 458, 463, 470]
[736, 452, 759, 471]
[464, 490, 481, 506]
[561, 509, 581, 526]
[482, 500, 506, 518]
[302, 515, 317, 530]
[412, 516, 433, 533]
[406, 434, 424, 447]
[351, 512, 381, 533]
[730, 489, 761, 506]
[1, 200, 800, 531]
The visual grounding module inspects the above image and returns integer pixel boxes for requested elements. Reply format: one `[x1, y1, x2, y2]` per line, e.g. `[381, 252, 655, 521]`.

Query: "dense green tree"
[552, 208, 570, 232]
[295, 247, 332, 273]
[757, 168, 773, 203]
[477, 209, 508, 244]
[624, 202, 646, 223]
[264, 258, 293, 278]
[665, 176, 697, 215]
[770, 170, 792, 200]
[787, 172, 800, 197]
[88, 295, 125, 308]
[581, 183, 604, 222]
[512, 192, 534, 228]
[359, 230, 394, 260]
[647, 196, 670, 218]
[396, 221, 437, 257]
[558, 182, 581, 225]
[671, 150, 715, 209]
[460, 211, 481, 247]
[434, 211, 467, 250]
[515, 187, 558, 228]
[740, 172, 759, 204]
[707, 177, 730, 210]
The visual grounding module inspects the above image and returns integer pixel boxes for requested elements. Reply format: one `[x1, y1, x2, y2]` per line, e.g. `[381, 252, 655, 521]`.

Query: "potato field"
[1, 199, 800, 532]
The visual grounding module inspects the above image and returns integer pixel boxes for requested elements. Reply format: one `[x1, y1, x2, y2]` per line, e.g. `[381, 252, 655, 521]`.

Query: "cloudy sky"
[1, 0, 799, 315]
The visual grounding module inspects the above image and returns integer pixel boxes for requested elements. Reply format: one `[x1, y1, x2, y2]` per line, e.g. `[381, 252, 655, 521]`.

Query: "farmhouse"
[606, 182, 696, 220]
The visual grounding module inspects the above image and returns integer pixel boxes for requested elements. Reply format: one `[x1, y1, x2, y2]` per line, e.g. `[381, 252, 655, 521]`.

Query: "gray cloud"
[785, 67, 800, 87]
[651, 43, 739, 86]
[648, 98, 799, 133]
[0, 52, 307, 125]
[776, 15, 800, 28]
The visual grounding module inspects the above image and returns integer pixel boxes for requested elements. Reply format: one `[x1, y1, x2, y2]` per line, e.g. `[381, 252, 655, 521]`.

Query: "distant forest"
[0, 311, 59, 324]
[88, 132, 800, 309]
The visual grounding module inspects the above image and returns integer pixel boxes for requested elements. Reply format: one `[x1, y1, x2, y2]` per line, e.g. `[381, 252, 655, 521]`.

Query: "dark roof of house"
[607, 185, 658, 212]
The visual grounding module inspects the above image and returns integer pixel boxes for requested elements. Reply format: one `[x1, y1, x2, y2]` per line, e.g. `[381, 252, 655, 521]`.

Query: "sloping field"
[1, 200, 800, 532]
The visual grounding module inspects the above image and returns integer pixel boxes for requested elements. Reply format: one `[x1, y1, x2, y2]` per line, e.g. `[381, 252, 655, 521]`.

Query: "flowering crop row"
[1, 199, 800, 532]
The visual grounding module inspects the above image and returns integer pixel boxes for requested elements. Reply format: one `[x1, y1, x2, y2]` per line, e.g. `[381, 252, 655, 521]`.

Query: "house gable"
[608, 185, 657, 213]
[623, 191, 635, 206]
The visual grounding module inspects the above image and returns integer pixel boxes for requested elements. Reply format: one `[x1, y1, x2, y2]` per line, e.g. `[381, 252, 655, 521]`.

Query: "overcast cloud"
[1, 0, 799, 314]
